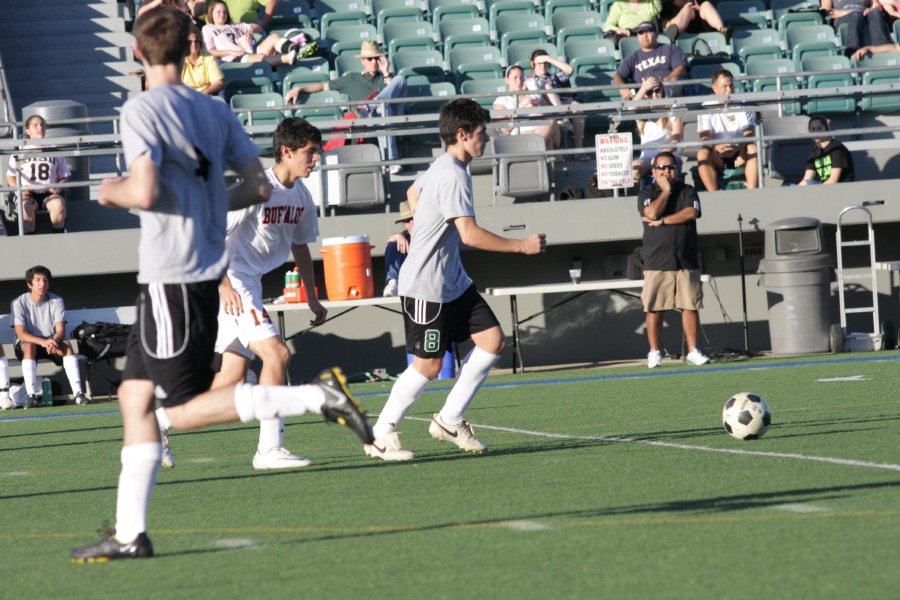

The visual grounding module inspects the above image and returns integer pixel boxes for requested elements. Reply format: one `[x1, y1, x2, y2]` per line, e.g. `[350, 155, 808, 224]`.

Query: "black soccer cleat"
[70, 531, 154, 563]
[314, 367, 375, 444]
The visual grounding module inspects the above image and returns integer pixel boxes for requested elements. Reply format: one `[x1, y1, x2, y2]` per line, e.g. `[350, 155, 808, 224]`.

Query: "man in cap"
[285, 41, 408, 173]
[383, 199, 414, 297]
[613, 21, 688, 100]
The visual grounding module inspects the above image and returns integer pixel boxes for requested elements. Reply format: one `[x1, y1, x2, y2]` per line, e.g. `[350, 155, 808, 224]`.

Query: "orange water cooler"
[319, 235, 375, 300]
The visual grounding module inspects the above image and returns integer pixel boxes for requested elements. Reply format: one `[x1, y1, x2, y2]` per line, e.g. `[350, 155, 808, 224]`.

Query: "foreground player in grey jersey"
[364, 99, 546, 461]
[69, 8, 372, 563]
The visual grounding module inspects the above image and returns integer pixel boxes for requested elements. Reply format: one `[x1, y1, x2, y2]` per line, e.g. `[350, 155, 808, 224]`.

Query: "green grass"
[2, 353, 899, 599]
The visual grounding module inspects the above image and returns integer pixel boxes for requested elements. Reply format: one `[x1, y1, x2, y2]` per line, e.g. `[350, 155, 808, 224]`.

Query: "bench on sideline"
[0, 306, 135, 399]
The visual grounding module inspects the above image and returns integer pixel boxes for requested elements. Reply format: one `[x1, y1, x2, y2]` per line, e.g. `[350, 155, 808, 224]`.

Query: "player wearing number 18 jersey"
[5, 115, 72, 233]
[364, 99, 547, 461]
[70, 8, 372, 563]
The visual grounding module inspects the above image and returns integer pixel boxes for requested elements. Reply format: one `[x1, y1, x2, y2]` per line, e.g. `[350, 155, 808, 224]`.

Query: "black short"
[122, 281, 220, 407]
[14, 341, 64, 366]
[403, 285, 500, 359]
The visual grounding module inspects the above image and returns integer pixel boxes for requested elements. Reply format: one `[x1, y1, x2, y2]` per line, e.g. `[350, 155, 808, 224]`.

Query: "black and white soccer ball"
[722, 392, 772, 440]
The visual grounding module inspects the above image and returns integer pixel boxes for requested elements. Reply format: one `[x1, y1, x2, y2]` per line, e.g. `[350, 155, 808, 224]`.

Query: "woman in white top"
[5, 115, 71, 233]
[202, 0, 297, 66]
[631, 76, 683, 186]
[493, 66, 560, 150]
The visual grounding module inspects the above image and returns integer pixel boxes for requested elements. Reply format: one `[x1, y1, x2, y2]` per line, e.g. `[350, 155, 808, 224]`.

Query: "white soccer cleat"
[686, 349, 710, 366]
[0, 389, 13, 410]
[364, 431, 414, 461]
[160, 430, 176, 469]
[252, 447, 313, 470]
[428, 413, 487, 453]
[74, 392, 91, 406]
[647, 350, 663, 369]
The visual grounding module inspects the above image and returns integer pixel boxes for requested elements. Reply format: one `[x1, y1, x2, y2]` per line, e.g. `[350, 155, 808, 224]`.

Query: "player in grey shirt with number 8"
[364, 99, 547, 461]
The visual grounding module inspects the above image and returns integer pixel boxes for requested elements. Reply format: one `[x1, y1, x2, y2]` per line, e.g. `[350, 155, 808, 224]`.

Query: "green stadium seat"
[859, 69, 900, 114]
[442, 33, 492, 64]
[382, 20, 434, 46]
[323, 23, 378, 48]
[281, 66, 331, 95]
[544, 0, 591, 27]
[376, 8, 425, 34]
[495, 14, 548, 54]
[269, 0, 315, 30]
[388, 36, 436, 55]
[717, 0, 771, 30]
[292, 90, 346, 124]
[431, 4, 482, 30]
[439, 17, 492, 43]
[449, 46, 502, 73]
[730, 28, 783, 64]
[550, 10, 604, 36]
[801, 55, 856, 114]
[489, 0, 536, 33]
[790, 40, 837, 71]
[506, 42, 558, 69]
[691, 62, 744, 94]
[746, 58, 802, 114]
[319, 11, 368, 38]
[230, 93, 287, 127]
[461, 78, 508, 108]
[676, 32, 731, 59]
[785, 24, 836, 50]
[555, 25, 604, 57]
[564, 38, 617, 68]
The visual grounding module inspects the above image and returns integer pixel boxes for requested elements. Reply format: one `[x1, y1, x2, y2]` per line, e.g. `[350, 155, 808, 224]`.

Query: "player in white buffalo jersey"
[156, 117, 328, 470]
[70, 8, 372, 564]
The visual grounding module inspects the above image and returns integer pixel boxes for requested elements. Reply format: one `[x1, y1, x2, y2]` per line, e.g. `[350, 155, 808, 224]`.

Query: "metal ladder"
[834, 201, 883, 351]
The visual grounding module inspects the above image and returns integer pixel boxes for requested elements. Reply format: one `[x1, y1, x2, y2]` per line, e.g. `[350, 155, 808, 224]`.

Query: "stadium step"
[4, 3, 126, 20]
[0, 17, 125, 37]
[0, 47, 134, 68]
[0, 31, 132, 50]
[4, 62, 144, 84]
[12, 76, 142, 98]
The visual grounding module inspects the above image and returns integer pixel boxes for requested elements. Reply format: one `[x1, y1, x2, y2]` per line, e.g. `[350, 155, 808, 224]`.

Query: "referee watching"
[638, 151, 710, 369]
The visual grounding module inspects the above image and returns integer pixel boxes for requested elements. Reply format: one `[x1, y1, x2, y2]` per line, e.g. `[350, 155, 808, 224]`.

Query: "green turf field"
[1, 353, 898, 599]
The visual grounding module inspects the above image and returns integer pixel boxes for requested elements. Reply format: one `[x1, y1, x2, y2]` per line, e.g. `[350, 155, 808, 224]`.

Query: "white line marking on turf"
[186, 458, 216, 463]
[772, 503, 830, 513]
[214, 538, 264, 550]
[0, 471, 29, 477]
[501, 520, 552, 531]
[816, 375, 867, 382]
[405, 418, 900, 473]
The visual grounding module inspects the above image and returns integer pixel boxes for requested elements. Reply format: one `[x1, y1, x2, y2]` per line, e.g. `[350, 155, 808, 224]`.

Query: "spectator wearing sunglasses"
[637, 151, 709, 369]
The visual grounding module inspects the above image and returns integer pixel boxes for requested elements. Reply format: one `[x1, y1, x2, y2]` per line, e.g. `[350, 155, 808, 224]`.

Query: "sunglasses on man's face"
[654, 164, 677, 171]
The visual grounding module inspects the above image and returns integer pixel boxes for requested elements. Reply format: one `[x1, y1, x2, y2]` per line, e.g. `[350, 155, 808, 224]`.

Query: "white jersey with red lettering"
[224, 166, 319, 279]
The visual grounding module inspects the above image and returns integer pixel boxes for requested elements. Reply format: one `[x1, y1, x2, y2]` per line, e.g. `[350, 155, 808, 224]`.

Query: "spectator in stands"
[695, 70, 758, 191]
[527, 49, 585, 148]
[799, 116, 855, 185]
[821, 0, 892, 57]
[225, 0, 277, 31]
[383, 200, 415, 297]
[603, 0, 663, 47]
[12, 265, 90, 408]
[494, 65, 561, 150]
[5, 115, 70, 234]
[613, 21, 689, 99]
[661, 0, 729, 41]
[203, 0, 297, 66]
[284, 41, 409, 173]
[638, 152, 709, 369]
[851, 41, 900, 60]
[182, 26, 224, 95]
[137, 0, 190, 18]
[631, 76, 683, 188]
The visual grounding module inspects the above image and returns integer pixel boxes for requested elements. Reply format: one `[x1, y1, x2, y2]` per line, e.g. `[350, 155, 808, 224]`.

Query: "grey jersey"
[398, 153, 475, 303]
[120, 84, 259, 284]
[11, 292, 65, 338]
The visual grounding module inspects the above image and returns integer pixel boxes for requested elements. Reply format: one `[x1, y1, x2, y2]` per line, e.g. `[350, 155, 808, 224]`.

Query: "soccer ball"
[722, 392, 772, 440]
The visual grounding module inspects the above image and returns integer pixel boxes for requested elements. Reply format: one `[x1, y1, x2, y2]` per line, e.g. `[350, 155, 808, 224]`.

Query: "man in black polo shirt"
[638, 151, 710, 369]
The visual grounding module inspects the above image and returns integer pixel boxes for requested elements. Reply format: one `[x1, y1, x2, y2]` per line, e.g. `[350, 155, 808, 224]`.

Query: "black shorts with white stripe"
[122, 280, 219, 407]
[402, 284, 499, 359]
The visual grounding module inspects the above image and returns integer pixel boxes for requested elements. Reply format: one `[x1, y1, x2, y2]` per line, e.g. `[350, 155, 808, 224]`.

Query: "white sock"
[373, 365, 431, 438]
[22, 359, 37, 396]
[232, 383, 325, 423]
[114, 442, 162, 543]
[155, 406, 171, 432]
[258, 418, 284, 453]
[0, 356, 9, 389]
[439, 347, 500, 426]
[63, 355, 83, 395]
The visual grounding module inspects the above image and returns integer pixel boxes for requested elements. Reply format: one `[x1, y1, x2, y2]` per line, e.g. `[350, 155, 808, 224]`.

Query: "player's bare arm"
[228, 158, 271, 211]
[99, 153, 158, 210]
[291, 243, 327, 326]
[219, 274, 244, 316]
[454, 216, 546, 255]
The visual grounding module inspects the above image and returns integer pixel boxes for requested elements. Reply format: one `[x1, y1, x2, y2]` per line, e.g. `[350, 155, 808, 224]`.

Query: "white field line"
[405, 417, 900, 473]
